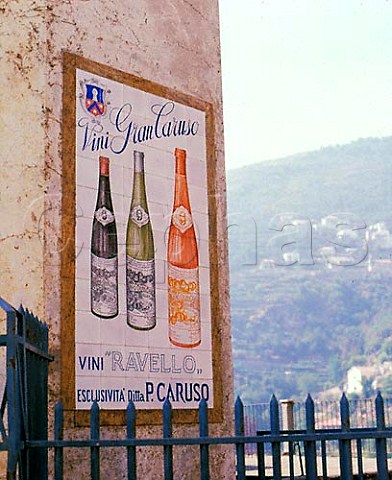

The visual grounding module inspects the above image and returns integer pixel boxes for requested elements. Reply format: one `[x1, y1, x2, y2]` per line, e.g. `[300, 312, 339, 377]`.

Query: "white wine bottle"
[126, 151, 156, 330]
[90, 156, 119, 318]
[167, 148, 201, 348]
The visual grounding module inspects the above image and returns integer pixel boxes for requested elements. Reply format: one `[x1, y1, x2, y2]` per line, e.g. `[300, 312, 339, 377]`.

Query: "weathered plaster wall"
[0, 1, 47, 314]
[0, 3, 47, 476]
[2, 1, 234, 478]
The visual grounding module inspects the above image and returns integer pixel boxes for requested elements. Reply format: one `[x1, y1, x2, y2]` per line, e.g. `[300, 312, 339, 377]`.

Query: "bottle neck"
[175, 155, 186, 176]
[100, 156, 110, 176]
[131, 170, 147, 207]
[131, 153, 147, 206]
[173, 156, 190, 210]
[97, 174, 113, 209]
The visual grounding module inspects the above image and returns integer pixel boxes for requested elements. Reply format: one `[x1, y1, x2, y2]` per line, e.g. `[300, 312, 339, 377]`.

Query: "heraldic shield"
[85, 84, 105, 117]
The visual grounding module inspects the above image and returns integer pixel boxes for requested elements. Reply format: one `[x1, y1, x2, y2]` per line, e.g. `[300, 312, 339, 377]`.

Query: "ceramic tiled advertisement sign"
[62, 55, 221, 423]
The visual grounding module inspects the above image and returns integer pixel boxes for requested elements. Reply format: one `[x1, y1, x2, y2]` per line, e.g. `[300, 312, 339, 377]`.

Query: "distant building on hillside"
[345, 366, 378, 396]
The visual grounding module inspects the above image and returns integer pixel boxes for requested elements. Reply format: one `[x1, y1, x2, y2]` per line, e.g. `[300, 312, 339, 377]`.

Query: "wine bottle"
[126, 151, 156, 330]
[167, 148, 201, 348]
[90, 156, 118, 318]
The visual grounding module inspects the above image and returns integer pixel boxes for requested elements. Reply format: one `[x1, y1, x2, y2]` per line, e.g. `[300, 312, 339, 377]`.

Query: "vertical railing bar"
[321, 440, 327, 480]
[304, 394, 317, 480]
[270, 395, 281, 480]
[0, 381, 8, 441]
[0, 417, 7, 444]
[15, 339, 27, 429]
[90, 401, 100, 480]
[356, 439, 364, 480]
[16, 449, 24, 480]
[243, 404, 250, 456]
[14, 326, 28, 478]
[375, 392, 388, 480]
[371, 398, 376, 455]
[127, 401, 136, 480]
[339, 393, 352, 480]
[0, 380, 7, 419]
[54, 401, 64, 480]
[235, 396, 246, 480]
[364, 399, 368, 429]
[257, 441, 265, 480]
[359, 399, 363, 428]
[6, 306, 20, 480]
[199, 398, 210, 480]
[325, 401, 329, 429]
[163, 399, 173, 480]
[326, 400, 329, 429]
[288, 441, 294, 480]
[19, 307, 29, 443]
[297, 441, 305, 477]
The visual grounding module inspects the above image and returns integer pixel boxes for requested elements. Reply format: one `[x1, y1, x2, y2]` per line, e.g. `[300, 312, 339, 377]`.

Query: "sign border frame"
[61, 52, 223, 426]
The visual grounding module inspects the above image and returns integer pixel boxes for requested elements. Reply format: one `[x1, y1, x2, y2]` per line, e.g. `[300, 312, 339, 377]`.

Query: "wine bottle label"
[95, 206, 115, 226]
[91, 253, 118, 317]
[126, 256, 156, 329]
[172, 206, 193, 233]
[168, 264, 201, 347]
[130, 205, 149, 228]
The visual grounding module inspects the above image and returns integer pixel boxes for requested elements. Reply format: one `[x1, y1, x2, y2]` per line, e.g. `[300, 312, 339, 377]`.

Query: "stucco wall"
[0, 1, 46, 314]
[1, 1, 234, 478]
[0, 4, 46, 477]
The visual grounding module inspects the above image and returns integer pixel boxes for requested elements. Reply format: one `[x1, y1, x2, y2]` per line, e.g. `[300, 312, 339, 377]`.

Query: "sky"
[219, 0, 392, 170]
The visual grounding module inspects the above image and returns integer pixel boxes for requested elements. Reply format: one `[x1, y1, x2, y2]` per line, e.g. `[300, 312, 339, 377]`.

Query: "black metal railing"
[2, 297, 392, 479]
[23, 394, 392, 480]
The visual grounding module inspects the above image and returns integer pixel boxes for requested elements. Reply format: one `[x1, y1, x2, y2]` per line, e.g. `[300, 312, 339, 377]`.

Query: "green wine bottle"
[126, 151, 156, 330]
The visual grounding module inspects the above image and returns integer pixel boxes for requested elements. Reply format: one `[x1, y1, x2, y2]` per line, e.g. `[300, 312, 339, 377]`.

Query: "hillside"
[226, 137, 392, 403]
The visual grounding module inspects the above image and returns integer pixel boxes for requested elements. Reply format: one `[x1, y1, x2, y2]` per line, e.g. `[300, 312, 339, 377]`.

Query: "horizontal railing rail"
[257, 426, 392, 437]
[0, 334, 54, 361]
[25, 429, 392, 448]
